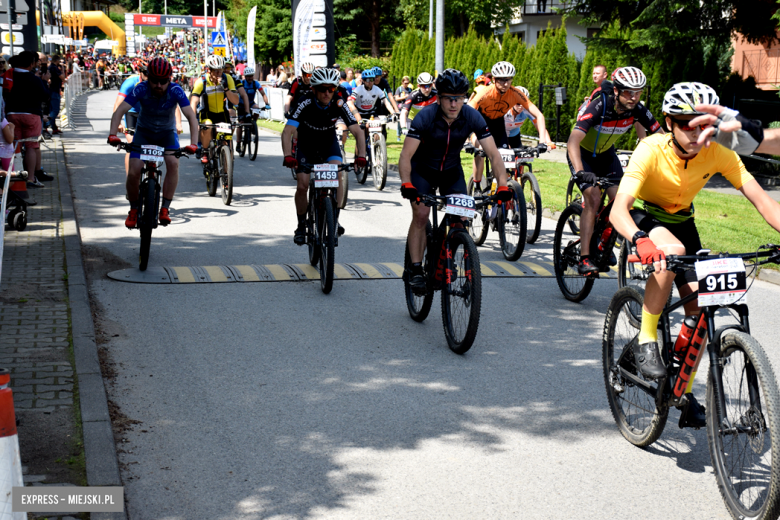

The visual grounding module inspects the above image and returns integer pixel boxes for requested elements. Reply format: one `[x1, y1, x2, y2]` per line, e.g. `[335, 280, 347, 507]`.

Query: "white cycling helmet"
[612, 66, 646, 90]
[244, 66, 255, 76]
[416, 72, 433, 85]
[491, 61, 516, 78]
[300, 62, 315, 73]
[518, 86, 530, 98]
[662, 82, 720, 115]
[206, 54, 224, 70]
[310, 67, 340, 86]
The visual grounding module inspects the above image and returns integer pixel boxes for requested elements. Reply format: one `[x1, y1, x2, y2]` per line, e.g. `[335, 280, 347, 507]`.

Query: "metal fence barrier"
[61, 71, 86, 130]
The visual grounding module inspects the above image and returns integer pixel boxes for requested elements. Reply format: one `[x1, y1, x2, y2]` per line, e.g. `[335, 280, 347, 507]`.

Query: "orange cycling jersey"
[469, 85, 531, 120]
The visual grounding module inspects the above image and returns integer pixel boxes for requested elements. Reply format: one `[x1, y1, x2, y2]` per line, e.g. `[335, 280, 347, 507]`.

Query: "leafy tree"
[225, 0, 292, 67]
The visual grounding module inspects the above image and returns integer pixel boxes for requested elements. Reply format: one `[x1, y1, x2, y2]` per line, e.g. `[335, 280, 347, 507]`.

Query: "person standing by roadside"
[48, 55, 65, 135]
[394, 76, 412, 104]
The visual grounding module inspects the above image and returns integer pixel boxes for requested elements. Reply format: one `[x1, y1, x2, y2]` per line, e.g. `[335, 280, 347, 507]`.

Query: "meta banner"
[131, 14, 217, 28]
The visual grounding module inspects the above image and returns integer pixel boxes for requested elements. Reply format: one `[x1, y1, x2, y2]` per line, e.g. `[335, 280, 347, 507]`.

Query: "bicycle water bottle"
[673, 313, 709, 399]
[597, 226, 613, 252]
[673, 315, 698, 360]
[490, 178, 497, 196]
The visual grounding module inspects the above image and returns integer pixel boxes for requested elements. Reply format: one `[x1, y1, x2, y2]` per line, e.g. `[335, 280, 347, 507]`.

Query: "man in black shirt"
[48, 55, 66, 135]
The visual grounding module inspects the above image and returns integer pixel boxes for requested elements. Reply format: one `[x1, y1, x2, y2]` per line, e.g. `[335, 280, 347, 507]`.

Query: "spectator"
[277, 72, 291, 90]
[345, 68, 354, 83]
[5, 51, 50, 187]
[48, 54, 65, 135]
[339, 70, 352, 96]
[395, 75, 412, 103]
[0, 117, 14, 170]
[266, 67, 277, 84]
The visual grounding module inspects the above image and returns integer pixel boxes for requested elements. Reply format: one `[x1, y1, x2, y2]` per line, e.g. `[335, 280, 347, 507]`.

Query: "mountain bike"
[237, 109, 262, 161]
[553, 178, 620, 302]
[335, 127, 349, 209]
[565, 151, 632, 234]
[354, 118, 388, 190]
[299, 161, 354, 294]
[464, 145, 527, 261]
[403, 191, 498, 354]
[603, 246, 780, 520]
[512, 144, 546, 244]
[110, 141, 193, 271]
[200, 122, 234, 205]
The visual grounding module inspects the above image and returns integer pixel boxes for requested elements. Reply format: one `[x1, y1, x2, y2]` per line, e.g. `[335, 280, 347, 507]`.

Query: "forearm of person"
[281, 126, 294, 156]
[756, 128, 780, 155]
[567, 131, 585, 172]
[611, 194, 640, 243]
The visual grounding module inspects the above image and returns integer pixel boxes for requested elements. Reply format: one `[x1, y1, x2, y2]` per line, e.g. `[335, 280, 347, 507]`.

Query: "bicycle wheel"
[502, 179, 527, 261]
[553, 205, 594, 302]
[307, 191, 320, 267]
[603, 286, 668, 447]
[708, 331, 780, 520]
[404, 222, 434, 322]
[238, 130, 246, 157]
[441, 230, 482, 354]
[467, 177, 489, 246]
[566, 176, 582, 234]
[138, 179, 157, 272]
[219, 145, 233, 205]
[521, 171, 543, 244]
[250, 127, 258, 161]
[338, 168, 349, 210]
[372, 134, 388, 191]
[319, 196, 336, 294]
[206, 159, 217, 197]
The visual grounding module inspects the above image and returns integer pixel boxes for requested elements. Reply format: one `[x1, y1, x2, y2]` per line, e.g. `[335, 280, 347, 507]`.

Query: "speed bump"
[107, 261, 618, 284]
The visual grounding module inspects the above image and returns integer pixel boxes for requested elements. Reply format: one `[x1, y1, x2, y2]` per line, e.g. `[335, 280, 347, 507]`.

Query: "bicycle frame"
[563, 182, 617, 273]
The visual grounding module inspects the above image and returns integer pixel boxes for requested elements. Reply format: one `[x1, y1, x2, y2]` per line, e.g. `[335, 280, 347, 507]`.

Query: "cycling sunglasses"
[314, 85, 337, 93]
[669, 116, 709, 132]
[148, 77, 169, 86]
[418, 83, 432, 88]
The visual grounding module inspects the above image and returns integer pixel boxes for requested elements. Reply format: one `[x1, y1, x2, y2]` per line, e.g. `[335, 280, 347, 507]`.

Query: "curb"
[57, 137, 127, 520]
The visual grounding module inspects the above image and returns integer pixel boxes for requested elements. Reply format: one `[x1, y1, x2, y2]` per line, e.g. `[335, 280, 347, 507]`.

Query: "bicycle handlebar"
[110, 142, 194, 158]
[627, 245, 780, 273]
[297, 161, 355, 174]
[415, 192, 500, 209]
[462, 144, 546, 158]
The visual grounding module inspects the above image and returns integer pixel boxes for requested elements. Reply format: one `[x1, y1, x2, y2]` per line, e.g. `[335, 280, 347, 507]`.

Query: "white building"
[493, 0, 600, 59]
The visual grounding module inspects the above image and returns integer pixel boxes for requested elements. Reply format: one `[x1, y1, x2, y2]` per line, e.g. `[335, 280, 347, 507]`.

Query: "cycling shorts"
[124, 112, 138, 132]
[630, 208, 702, 288]
[485, 118, 509, 149]
[295, 134, 342, 172]
[199, 111, 230, 125]
[568, 145, 623, 191]
[129, 127, 179, 159]
[410, 164, 468, 197]
[507, 134, 521, 149]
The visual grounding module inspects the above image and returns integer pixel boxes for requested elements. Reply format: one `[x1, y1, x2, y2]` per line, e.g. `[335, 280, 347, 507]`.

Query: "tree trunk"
[459, 12, 466, 36]
[370, 0, 380, 57]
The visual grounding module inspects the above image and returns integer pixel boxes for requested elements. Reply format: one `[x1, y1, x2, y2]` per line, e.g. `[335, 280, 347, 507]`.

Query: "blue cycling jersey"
[123, 81, 189, 134]
[507, 110, 535, 137]
[241, 79, 264, 104]
[118, 74, 142, 113]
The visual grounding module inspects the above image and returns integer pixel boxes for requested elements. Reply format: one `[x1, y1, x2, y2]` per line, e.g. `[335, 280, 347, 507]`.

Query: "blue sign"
[210, 31, 227, 47]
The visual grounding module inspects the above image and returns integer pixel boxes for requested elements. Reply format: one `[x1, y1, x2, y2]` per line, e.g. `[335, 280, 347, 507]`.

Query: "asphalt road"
[62, 90, 780, 520]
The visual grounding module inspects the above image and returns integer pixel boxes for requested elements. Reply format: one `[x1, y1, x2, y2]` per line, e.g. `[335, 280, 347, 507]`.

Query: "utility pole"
[7, 0, 14, 57]
[164, 0, 167, 15]
[138, 0, 142, 36]
[428, 0, 433, 40]
[204, 0, 208, 62]
[434, 0, 444, 73]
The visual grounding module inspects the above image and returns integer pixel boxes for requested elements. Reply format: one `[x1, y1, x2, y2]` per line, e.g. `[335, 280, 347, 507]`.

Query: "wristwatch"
[632, 230, 648, 245]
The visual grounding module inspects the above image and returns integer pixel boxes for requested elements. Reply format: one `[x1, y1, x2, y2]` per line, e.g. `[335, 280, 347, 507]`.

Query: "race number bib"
[216, 123, 232, 133]
[445, 194, 476, 219]
[139, 145, 164, 162]
[368, 121, 383, 133]
[619, 155, 631, 168]
[313, 164, 339, 188]
[695, 258, 747, 306]
[499, 149, 516, 169]
[517, 151, 535, 163]
[251, 108, 262, 115]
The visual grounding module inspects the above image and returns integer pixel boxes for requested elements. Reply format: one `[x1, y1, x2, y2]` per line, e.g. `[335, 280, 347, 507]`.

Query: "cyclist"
[610, 82, 780, 426]
[567, 66, 663, 276]
[281, 67, 368, 244]
[469, 61, 549, 185]
[504, 85, 552, 149]
[189, 54, 240, 163]
[399, 72, 438, 133]
[224, 61, 251, 122]
[398, 69, 513, 293]
[235, 66, 270, 147]
[284, 62, 315, 114]
[96, 57, 106, 89]
[114, 62, 148, 175]
[372, 66, 400, 115]
[107, 57, 199, 228]
[347, 69, 397, 135]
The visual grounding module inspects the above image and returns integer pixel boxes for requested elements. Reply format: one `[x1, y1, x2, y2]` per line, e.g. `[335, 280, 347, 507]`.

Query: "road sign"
[210, 31, 226, 46]
[0, 23, 20, 30]
[0, 0, 28, 12]
[0, 12, 26, 25]
[212, 46, 226, 57]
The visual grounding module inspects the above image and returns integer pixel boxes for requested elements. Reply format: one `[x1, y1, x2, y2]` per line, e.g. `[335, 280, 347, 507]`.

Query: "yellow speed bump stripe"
[108, 260, 618, 284]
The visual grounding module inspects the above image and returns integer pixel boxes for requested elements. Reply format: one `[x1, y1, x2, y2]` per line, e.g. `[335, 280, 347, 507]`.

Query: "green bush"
[341, 56, 391, 73]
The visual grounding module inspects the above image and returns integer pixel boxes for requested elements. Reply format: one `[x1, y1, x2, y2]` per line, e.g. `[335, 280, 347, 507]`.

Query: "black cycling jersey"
[402, 88, 438, 114]
[573, 94, 661, 154]
[289, 77, 312, 106]
[407, 104, 491, 171]
[287, 91, 357, 143]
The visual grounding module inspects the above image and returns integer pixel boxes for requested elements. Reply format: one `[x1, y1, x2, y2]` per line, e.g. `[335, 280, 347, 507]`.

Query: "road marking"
[108, 260, 619, 284]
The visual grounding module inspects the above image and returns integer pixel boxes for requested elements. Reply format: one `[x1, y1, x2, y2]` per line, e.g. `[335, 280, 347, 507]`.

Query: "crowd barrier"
[61, 71, 86, 130]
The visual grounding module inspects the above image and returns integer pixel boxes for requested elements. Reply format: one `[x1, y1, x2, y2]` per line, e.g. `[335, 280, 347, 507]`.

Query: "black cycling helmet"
[435, 69, 469, 95]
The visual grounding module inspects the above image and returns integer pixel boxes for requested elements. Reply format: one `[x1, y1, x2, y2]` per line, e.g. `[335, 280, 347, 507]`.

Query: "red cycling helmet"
[147, 57, 172, 78]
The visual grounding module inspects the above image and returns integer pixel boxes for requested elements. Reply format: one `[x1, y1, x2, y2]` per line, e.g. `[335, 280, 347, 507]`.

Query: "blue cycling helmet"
[474, 69, 484, 80]
[372, 66, 383, 77]
[361, 69, 376, 80]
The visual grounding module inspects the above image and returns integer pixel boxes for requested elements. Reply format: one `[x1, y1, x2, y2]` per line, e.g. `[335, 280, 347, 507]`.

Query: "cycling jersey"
[401, 88, 438, 116]
[241, 79, 264, 104]
[574, 95, 661, 154]
[469, 85, 531, 120]
[288, 77, 312, 106]
[286, 91, 357, 143]
[191, 73, 237, 115]
[505, 109, 535, 137]
[118, 74, 142, 113]
[123, 81, 189, 134]
[348, 84, 386, 116]
[407, 104, 491, 172]
[618, 133, 753, 217]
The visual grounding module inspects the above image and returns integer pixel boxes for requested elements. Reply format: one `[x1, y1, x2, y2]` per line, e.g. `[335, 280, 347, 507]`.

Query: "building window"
[518, 31, 525, 43]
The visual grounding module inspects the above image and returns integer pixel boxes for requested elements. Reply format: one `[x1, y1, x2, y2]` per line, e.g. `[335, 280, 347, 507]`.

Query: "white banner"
[293, 0, 316, 78]
[246, 6, 256, 69]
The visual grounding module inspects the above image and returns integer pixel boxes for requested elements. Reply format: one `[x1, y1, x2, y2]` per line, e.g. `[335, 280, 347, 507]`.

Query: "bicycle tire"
[708, 331, 780, 520]
[502, 179, 527, 261]
[250, 127, 258, 161]
[553, 205, 594, 302]
[566, 176, 582, 235]
[319, 197, 336, 294]
[307, 189, 320, 267]
[206, 160, 217, 197]
[603, 286, 668, 447]
[373, 133, 388, 191]
[338, 168, 349, 209]
[219, 145, 233, 205]
[404, 222, 435, 322]
[238, 130, 246, 157]
[441, 230, 482, 354]
[521, 172, 543, 244]
[467, 178, 489, 246]
[138, 179, 157, 272]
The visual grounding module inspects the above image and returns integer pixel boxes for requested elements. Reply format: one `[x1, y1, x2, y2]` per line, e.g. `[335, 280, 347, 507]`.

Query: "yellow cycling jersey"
[191, 74, 237, 114]
[618, 133, 754, 215]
